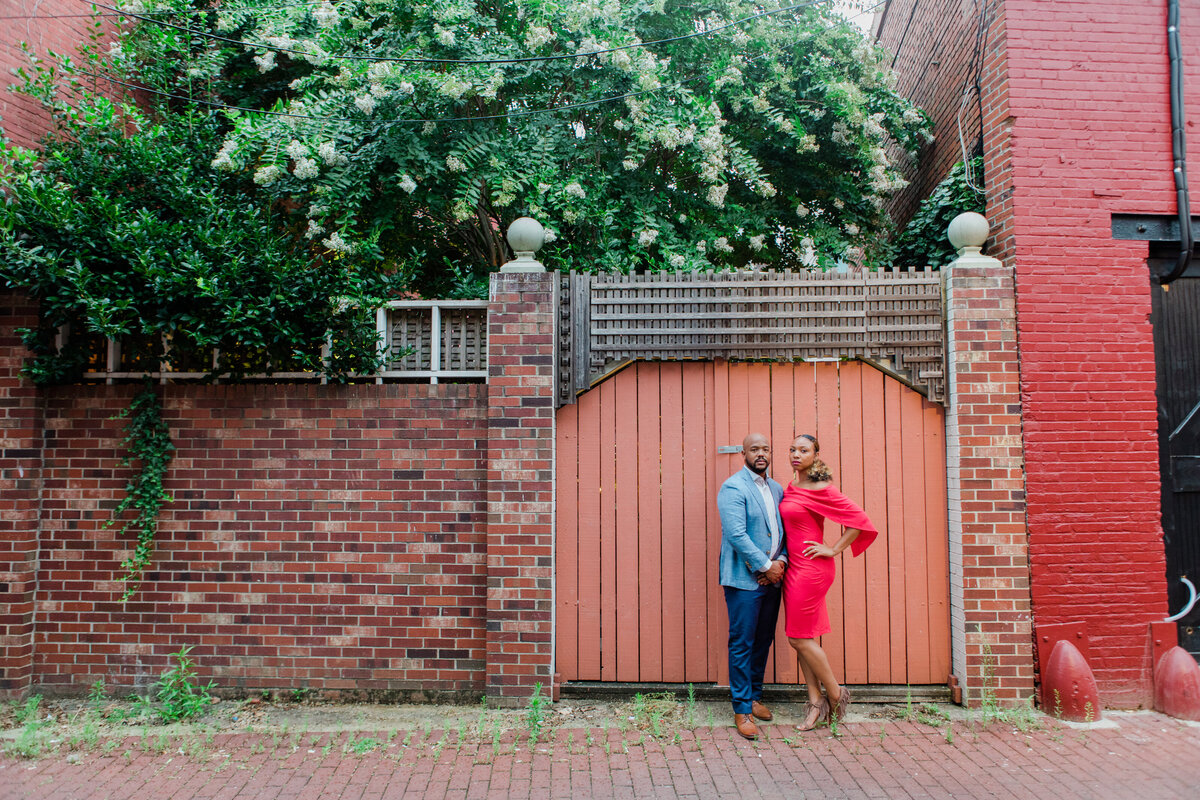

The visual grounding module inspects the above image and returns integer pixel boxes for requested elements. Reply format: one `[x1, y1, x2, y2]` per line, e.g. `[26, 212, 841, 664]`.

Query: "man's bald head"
[742, 432, 771, 476]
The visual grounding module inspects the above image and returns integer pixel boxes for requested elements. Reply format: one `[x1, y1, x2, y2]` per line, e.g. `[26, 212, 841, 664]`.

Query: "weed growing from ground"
[525, 682, 547, 747]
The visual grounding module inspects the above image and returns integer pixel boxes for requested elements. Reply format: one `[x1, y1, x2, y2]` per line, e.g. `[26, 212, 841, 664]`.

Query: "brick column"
[943, 216, 1035, 705]
[485, 272, 556, 705]
[0, 290, 42, 698]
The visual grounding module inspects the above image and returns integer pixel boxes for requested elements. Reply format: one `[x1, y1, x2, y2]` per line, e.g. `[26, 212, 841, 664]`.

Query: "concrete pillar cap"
[501, 217, 546, 272]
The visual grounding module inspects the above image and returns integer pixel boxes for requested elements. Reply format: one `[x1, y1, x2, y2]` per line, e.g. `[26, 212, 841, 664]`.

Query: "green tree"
[113, 0, 929, 295]
[0, 16, 390, 386]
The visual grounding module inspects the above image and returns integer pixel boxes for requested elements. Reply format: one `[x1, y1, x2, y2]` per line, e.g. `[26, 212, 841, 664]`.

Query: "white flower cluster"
[481, 71, 504, 101]
[525, 25, 554, 50]
[322, 232, 354, 253]
[305, 219, 325, 239]
[369, 81, 387, 98]
[544, 228, 558, 243]
[293, 158, 319, 179]
[795, 203, 810, 218]
[212, 140, 238, 172]
[422, 121, 437, 135]
[637, 229, 658, 248]
[398, 175, 417, 194]
[668, 253, 686, 268]
[446, 155, 467, 172]
[750, 95, 770, 113]
[862, 112, 886, 140]
[354, 94, 376, 115]
[696, 124, 727, 184]
[439, 76, 471, 100]
[398, 81, 415, 96]
[368, 62, 392, 81]
[799, 237, 818, 267]
[452, 199, 473, 221]
[564, 182, 586, 199]
[713, 237, 733, 253]
[622, 158, 638, 171]
[831, 121, 852, 146]
[706, 183, 728, 208]
[314, 1, 339, 27]
[435, 25, 456, 47]
[844, 246, 864, 263]
[656, 125, 695, 151]
[902, 107, 924, 125]
[253, 51, 277, 73]
[318, 141, 348, 166]
[253, 165, 283, 185]
[714, 64, 743, 90]
[795, 134, 819, 154]
[749, 235, 766, 252]
[286, 140, 308, 160]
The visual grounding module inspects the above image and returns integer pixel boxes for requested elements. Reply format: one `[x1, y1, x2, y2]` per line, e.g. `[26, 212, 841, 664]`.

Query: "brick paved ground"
[2, 711, 1197, 799]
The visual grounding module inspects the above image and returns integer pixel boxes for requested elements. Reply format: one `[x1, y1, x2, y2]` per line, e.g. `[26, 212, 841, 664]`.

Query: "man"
[717, 431, 787, 740]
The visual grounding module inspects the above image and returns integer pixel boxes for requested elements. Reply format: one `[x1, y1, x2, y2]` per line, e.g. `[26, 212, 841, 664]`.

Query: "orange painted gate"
[554, 360, 950, 687]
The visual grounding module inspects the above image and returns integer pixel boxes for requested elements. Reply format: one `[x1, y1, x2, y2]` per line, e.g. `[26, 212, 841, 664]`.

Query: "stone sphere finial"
[947, 212, 989, 253]
[501, 217, 546, 272]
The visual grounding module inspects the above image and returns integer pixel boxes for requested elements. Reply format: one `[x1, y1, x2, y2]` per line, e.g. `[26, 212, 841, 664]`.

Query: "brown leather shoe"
[751, 700, 773, 721]
[734, 713, 759, 740]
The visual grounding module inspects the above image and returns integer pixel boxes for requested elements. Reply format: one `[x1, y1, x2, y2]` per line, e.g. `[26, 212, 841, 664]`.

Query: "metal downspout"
[1163, 0, 1193, 285]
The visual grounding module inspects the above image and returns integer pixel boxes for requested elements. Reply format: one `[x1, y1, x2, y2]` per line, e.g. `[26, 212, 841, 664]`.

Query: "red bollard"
[1041, 639, 1101, 722]
[1154, 646, 1200, 721]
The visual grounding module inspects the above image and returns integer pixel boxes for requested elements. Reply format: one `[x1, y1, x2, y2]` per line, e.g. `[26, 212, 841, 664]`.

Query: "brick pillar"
[0, 289, 42, 698]
[485, 272, 556, 705]
[943, 216, 1035, 705]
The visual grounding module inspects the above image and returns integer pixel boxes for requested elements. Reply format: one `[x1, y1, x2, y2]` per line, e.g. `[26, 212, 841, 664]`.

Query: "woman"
[779, 434, 878, 731]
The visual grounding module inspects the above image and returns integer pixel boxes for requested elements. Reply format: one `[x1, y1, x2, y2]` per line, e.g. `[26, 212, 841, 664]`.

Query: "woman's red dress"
[779, 484, 879, 639]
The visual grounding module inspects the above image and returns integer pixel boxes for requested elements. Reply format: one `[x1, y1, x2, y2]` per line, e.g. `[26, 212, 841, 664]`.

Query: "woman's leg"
[789, 637, 842, 706]
[789, 637, 833, 730]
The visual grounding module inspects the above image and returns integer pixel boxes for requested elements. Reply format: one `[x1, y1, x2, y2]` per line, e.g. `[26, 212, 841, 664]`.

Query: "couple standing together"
[718, 432, 878, 740]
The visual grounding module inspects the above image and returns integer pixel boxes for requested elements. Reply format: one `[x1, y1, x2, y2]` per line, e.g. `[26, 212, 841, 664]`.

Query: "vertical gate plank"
[712, 361, 733, 690]
[556, 402, 580, 680]
[682, 363, 709, 681]
[814, 363, 846, 680]
[860, 365, 892, 684]
[745, 363, 775, 682]
[638, 364, 664, 682]
[660, 363, 686, 682]
[599, 377, 619, 681]
[884, 378, 909, 683]
[577, 379, 602, 680]
[840, 361, 869, 685]
[902, 386, 931, 682]
[923, 400, 951, 680]
[768, 364, 799, 685]
[615, 367, 640, 680]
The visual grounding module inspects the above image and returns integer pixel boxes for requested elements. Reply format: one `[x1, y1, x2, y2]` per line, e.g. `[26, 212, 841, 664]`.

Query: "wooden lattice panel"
[559, 268, 944, 404]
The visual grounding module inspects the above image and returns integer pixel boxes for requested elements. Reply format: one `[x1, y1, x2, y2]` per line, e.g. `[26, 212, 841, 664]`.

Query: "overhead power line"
[87, 0, 837, 66]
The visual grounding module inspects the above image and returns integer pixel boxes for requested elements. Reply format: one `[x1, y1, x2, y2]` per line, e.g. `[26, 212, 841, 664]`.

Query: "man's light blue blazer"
[717, 466, 787, 590]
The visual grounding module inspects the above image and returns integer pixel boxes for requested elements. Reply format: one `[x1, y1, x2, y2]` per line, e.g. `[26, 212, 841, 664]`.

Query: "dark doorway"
[1150, 246, 1200, 660]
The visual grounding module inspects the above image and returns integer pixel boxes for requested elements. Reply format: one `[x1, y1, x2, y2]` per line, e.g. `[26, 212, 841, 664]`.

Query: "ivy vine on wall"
[105, 381, 175, 601]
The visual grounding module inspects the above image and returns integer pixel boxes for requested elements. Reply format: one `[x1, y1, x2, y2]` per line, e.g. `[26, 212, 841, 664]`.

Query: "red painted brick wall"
[30, 381, 488, 700]
[1, 1, 117, 149]
[883, 0, 1200, 707]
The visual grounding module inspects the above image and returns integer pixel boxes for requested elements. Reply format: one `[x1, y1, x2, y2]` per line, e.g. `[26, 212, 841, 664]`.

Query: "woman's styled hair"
[797, 434, 833, 482]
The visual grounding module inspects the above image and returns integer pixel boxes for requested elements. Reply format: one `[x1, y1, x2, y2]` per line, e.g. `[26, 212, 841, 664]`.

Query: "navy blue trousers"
[724, 582, 782, 714]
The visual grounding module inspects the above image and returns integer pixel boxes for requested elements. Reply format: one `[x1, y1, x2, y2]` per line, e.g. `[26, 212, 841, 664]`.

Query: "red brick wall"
[31, 381, 489, 700]
[884, 0, 1200, 707]
[485, 273, 557, 704]
[1004, 0, 1198, 707]
[2, 1, 117, 149]
[0, 291, 42, 695]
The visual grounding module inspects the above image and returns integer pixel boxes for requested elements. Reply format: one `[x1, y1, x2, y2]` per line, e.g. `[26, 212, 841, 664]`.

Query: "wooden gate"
[555, 359, 950, 687]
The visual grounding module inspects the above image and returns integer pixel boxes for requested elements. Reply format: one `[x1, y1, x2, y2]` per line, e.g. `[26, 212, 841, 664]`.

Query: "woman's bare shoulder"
[789, 479, 834, 491]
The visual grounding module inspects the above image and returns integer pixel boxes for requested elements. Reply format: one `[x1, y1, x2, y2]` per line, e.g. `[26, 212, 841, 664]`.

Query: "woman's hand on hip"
[802, 540, 836, 559]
